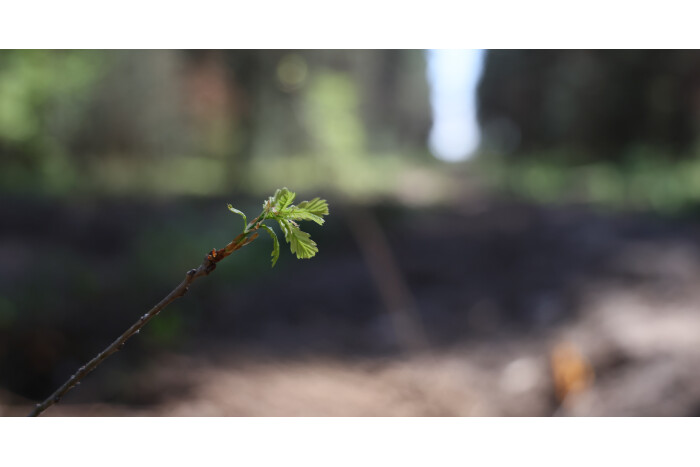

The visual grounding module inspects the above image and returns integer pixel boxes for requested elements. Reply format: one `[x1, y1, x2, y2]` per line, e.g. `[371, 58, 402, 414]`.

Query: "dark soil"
[3, 195, 700, 416]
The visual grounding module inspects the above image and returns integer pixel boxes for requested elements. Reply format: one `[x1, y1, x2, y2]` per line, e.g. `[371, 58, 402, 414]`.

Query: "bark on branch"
[28, 230, 259, 417]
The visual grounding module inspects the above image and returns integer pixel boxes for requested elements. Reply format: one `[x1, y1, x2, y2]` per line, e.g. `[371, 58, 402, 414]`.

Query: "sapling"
[28, 187, 329, 416]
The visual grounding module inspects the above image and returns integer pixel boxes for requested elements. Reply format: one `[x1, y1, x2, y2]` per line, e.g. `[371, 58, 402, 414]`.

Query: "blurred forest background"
[3, 50, 700, 416]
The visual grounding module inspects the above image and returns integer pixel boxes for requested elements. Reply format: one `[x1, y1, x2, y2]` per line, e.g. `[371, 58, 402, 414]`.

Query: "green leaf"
[295, 197, 329, 217]
[277, 219, 318, 259]
[287, 209, 325, 225]
[275, 188, 296, 211]
[277, 218, 292, 239]
[260, 225, 280, 267]
[271, 188, 283, 205]
[227, 204, 247, 231]
[263, 188, 281, 210]
[284, 197, 328, 225]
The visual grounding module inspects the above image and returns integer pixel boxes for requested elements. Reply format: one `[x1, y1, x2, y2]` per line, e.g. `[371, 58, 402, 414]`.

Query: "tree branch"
[28, 230, 259, 417]
[27, 186, 328, 417]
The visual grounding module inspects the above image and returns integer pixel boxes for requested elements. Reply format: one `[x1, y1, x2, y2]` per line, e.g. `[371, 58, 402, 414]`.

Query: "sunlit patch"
[550, 342, 595, 404]
[426, 49, 485, 162]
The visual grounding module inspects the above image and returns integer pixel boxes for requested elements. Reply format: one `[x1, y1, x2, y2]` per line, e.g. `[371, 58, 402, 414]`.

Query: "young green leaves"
[264, 188, 329, 263]
[227, 188, 329, 267]
[260, 224, 281, 267]
[226, 204, 247, 230]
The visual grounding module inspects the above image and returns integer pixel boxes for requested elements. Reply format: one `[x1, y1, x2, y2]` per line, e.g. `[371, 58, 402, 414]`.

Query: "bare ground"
[4, 198, 700, 416]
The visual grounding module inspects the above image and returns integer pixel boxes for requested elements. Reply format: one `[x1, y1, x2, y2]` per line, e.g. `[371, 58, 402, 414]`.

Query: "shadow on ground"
[3, 195, 700, 416]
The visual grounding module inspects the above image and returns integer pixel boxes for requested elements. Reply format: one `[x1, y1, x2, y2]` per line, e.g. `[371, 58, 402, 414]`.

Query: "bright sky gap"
[426, 49, 486, 162]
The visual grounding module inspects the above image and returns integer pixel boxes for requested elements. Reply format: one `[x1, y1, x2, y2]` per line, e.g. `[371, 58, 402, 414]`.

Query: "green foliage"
[0, 51, 103, 145]
[276, 218, 319, 259]
[228, 187, 329, 266]
[275, 188, 296, 211]
[260, 224, 281, 267]
[226, 204, 247, 230]
[288, 198, 329, 225]
[295, 197, 330, 217]
[478, 149, 700, 215]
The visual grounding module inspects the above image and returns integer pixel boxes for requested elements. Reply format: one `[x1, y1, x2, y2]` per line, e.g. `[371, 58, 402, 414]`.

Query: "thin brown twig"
[28, 230, 259, 417]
